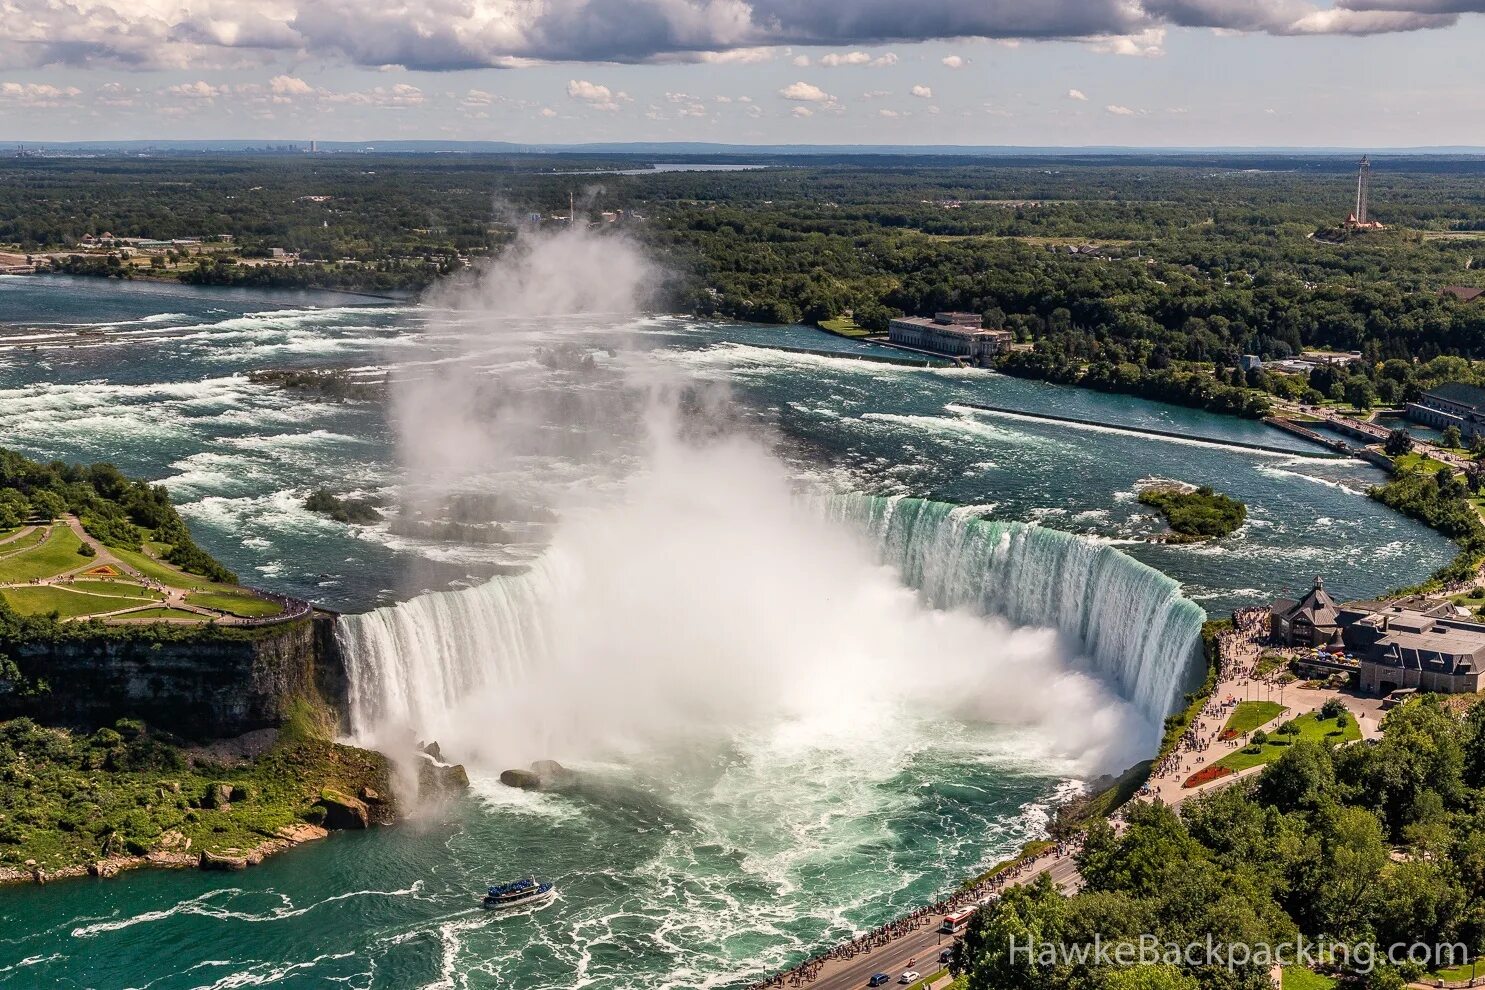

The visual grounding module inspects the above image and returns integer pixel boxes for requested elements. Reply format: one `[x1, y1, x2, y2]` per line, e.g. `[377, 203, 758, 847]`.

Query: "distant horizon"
[10, 139, 1485, 157]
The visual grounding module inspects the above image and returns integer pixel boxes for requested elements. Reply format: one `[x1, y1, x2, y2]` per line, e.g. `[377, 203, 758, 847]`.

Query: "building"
[887, 312, 1014, 366]
[1341, 598, 1485, 695]
[1271, 578, 1485, 694]
[1406, 382, 1485, 441]
[1442, 286, 1485, 303]
[1270, 577, 1342, 647]
[1239, 354, 1263, 373]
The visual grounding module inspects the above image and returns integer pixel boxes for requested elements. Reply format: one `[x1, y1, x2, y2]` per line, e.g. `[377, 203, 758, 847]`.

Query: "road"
[787, 852, 1084, 990]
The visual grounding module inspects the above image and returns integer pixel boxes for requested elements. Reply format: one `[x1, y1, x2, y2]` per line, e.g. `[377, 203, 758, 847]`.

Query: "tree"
[1385, 429, 1415, 457]
[1444, 424, 1464, 449]
[1346, 376, 1377, 410]
[28, 490, 65, 520]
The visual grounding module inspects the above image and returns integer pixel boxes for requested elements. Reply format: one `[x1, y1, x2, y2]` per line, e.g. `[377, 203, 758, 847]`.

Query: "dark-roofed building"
[1407, 381, 1485, 441]
[1442, 286, 1485, 303]
[1340, 597, 1485, 695]
[1270, 576, 1342, 647]
[1270, 580, 1485, 695]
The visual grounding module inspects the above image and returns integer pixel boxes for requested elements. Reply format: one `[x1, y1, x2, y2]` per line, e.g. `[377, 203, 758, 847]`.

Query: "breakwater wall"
[741, 342, 948, 368]
[953, 402, 1347, 459]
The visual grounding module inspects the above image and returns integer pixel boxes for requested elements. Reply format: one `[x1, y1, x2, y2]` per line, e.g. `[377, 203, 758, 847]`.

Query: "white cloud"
[539, 106, 557, 117]
[792, 54, 811, 66]
[1105, 104, 1137, 115]
[791, 106, 814, 117]
[0, 81, 81, 105]
[1068, 88, 1088, 101]
[819, 50, 899, 67]
[910, 84, 933, 98]
[567, 79, 613, 102]
[164, 80, 223, 100]
[1087, 28, 1167, 56]
[779, 80, 832, 102]
[878, 108, 903, 117]
[862, 89, 890, 99]
[566, 78, 629, 111]
[941, 54, 966, 68]
[269, 75, 314, 97]
[697, 47, 777, 64]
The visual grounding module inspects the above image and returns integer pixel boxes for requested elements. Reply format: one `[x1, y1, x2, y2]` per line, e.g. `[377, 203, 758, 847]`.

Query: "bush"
[1320, 698, 1347, 720]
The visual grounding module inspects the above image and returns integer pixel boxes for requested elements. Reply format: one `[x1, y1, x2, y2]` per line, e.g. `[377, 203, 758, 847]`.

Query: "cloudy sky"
[2, 0, 1483, 145]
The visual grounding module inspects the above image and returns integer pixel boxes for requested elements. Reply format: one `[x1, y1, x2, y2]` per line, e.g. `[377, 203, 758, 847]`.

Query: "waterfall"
[337, 494, 1206, 739]
[816, 495, 1207, 722]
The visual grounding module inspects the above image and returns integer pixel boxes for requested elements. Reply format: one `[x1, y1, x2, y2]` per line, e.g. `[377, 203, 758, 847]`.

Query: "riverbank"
[0, 699, 406, 887]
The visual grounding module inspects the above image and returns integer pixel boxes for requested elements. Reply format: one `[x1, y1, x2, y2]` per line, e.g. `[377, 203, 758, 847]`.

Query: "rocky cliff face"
[0, 614, 351, 738]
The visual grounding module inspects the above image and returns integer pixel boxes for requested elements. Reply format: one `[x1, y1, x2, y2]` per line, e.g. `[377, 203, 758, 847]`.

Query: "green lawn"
[116, 606, 212, 621]
[111, 545, 238, 594]
[1, 585, 155, 618]
[0, 526, 49, 556]
[65, 579, 165, 601]
[1431, 961, 1483, 983]
[819, 316, 873, 338]
[185, 589, 282, 618]
[1214, 711, 1361, 773]
[0, 525, 89, 583]
[1393, 452, 1455, 475]
[1223, 701, 1287, 735]
[1282, 967, 1338, 990]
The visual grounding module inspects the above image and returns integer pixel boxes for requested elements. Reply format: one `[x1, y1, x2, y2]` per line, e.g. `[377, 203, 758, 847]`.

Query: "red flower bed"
[1219, 729, 1238, 741]
[1183, 765, 1233, 789]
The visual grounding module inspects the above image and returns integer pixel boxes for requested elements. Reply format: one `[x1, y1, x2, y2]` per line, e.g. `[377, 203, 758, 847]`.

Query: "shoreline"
[0, 823, 331, 888]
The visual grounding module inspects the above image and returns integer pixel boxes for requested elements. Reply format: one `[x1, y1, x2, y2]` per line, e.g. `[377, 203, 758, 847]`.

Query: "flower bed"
[1183, 765, 1233, 788]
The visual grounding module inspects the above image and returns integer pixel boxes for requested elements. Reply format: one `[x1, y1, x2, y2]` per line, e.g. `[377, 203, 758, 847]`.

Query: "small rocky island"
[0, 447, 466, 885]
[1138, 481, 1247, 541]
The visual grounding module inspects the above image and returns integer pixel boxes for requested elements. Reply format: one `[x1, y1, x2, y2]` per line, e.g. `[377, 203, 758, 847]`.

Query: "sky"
[1, 0, 1483, 146]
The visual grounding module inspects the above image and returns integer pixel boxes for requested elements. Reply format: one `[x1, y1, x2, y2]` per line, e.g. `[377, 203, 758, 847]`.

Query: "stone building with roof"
[1406, 382, 1485, 441]
[1270, 578, 1485, 694]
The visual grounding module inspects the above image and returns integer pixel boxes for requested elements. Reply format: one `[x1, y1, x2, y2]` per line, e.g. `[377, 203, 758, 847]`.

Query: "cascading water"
[338, 491, 1206, 746]
[817, 494, 1207, 722]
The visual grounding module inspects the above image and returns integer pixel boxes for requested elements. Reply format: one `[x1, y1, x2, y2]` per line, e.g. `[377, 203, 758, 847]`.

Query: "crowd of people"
[745, 842, 1080, 989]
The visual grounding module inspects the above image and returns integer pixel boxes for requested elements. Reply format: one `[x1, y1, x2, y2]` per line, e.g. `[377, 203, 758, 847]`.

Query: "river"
[0, 275, 1454, 989]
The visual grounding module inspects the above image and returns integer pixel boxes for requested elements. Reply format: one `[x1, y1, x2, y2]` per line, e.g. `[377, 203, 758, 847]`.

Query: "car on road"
[868, 974, 891, 987]
[938, 948, 953, 964]
[898, 972, 920, 985]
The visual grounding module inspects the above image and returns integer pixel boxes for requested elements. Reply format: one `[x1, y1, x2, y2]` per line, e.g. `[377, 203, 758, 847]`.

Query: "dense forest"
[6, 153, 1485, 398]
[957, 697, 1485, 990]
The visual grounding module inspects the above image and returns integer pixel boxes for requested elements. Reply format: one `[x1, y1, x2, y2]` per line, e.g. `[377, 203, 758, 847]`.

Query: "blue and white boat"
[482, 878, 556, 911]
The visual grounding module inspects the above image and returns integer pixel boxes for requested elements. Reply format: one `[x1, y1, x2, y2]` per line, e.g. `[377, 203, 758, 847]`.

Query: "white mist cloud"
[362, 223, 1152, 786]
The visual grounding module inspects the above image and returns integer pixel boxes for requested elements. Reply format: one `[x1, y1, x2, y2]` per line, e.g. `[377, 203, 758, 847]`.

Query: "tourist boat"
[482, 878, 556, 911]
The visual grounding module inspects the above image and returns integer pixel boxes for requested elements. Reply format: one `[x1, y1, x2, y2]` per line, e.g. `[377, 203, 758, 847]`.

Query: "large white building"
[887, 312, 1013, 366]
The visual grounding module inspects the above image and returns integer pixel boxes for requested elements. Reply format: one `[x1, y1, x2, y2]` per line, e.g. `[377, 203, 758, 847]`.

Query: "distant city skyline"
[2, 1, 1483, 146]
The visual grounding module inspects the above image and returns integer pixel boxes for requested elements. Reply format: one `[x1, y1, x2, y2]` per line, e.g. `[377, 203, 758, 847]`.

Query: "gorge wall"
[0, 613, 352, 738]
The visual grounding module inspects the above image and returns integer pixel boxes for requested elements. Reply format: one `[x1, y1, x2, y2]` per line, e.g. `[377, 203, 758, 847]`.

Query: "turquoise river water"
[0, 275, 1454, 990]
